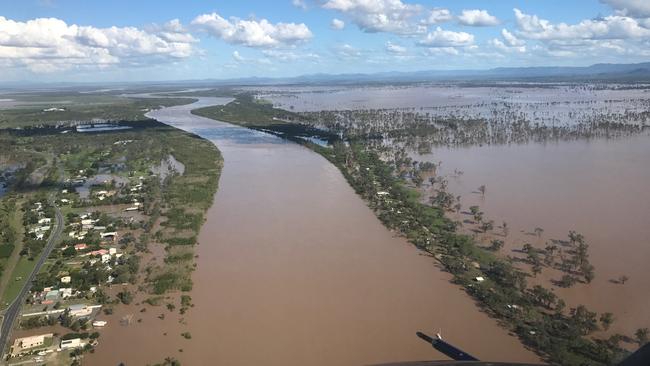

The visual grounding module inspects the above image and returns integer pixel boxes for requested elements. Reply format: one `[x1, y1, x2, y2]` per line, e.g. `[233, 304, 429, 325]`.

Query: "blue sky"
[0, 0, 648, 82]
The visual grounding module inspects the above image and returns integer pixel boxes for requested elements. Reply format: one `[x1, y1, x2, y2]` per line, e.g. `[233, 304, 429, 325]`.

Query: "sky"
[1, 0, 649, 82]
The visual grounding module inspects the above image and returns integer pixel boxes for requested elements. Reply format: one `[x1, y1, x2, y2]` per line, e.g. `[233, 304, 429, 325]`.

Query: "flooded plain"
[87, 98, 538, 365]
[424, 133, 650, 336]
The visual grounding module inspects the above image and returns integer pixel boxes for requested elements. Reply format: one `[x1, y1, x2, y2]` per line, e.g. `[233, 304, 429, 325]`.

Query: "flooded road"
[425, 134, 650, 336]
[88, 98, 537, 365]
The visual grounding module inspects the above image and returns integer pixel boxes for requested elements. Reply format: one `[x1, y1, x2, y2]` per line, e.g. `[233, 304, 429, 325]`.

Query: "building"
[10, 333, 53, 356]
[60, 276, 71, 284]
[100, 232, 117, 240]
[74, 243, 88, 251]
[60, 338, 84, 350]
[68, 304, 92, 317]
[38, 218, 51, 224]
[42, 290, 60, 304]
[89, 249, 108, 256]
[92, 320, 107, 327]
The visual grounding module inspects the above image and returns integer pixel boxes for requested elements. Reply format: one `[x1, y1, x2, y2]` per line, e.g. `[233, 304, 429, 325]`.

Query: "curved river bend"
[87, 98, 538, 365]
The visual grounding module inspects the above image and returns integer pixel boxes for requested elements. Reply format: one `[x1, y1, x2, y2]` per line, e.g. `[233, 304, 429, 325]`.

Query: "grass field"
[1, 257, 37, 307]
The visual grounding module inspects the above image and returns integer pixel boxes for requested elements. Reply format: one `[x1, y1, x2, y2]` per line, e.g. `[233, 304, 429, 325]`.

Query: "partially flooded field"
[423, 133, 650, 336]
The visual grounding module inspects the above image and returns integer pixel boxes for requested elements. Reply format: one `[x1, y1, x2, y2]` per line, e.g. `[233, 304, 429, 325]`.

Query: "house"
[101, 254, 111, 263]
[100, 232, 117, 240]
[80, 219, 95, 226]
[60, 276, 71, 284]
[124, 206, 138, 212]
[60, 198, 70, 204]
[36, 226, 51, 232]
[67, 304, 92, 317]
[60, 288, 73, 298]
[92, 320, 107, 327]
[60, 338, 84, 350]
[42, 290, 60, 304]
[38, 218, 51, 224]
[36, 233, 45, 240]
[474, 276, 485, 282]
[108, 247, 117, 256]
[10, 333, 53, 356]
[89, 249, 108, 256]
[74, 243, 88, 251]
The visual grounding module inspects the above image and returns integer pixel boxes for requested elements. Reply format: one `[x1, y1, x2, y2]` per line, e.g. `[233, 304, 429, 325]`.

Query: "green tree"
[636, 328, 649, 346]
[599, 312, 614, 331]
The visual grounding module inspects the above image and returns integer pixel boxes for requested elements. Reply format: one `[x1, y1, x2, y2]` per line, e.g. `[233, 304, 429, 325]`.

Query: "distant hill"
[3, 62, 650, 89]
[188, 62, 650, 85]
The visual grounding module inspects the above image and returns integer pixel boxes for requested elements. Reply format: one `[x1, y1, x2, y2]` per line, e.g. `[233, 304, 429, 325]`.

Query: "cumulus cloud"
[322, 0, 426, 35]
[191, 13, 312, 48]
[335, 43, 362, 58]
[600, 0, 650, 18]
[458, 9, 500, 26]
[423, 8, 453, 25]
[385, 41, 407, 54]
[0, 16, 195, 73]
[331, 18, 345, 30]
[513, 8, 650, 40]
[417, 27, 474, 47]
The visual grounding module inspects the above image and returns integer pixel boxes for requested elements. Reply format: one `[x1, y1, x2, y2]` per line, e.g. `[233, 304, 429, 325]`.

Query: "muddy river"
[86, 98, 537, 365]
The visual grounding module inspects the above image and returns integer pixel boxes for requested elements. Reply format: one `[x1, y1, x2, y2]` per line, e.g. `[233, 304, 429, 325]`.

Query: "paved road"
[0, 200, 63, 357]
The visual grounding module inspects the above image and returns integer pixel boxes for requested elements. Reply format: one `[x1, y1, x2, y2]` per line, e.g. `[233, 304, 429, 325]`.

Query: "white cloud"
[423, 8, 453, 25]
[501, 29, 525, 47]
[292, 0, 308, 10]
[191, 13, 312, 48]
[513, 8, 650, 40]
[232, 50, 244, 62]
[418, 27, 474, 47]
[262, 49, 320, 62]
[385, 41, 407, 54]
[458, 9, 500, 27]
[0, 16, 195, 73]
[331, 18, 345, 30]
[335, 43, 362, 58]
[322, 0, 426, 35]
[600, 0, 650, 18]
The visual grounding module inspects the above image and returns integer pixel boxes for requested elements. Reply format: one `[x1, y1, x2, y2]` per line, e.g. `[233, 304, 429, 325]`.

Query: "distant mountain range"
[209, 62, 650, 85]
[3, 62, 650, 89]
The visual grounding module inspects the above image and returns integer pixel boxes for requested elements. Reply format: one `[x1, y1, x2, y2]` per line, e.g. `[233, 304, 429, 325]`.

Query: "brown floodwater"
[419, 133, 650, 336]
[86, 98, 538, 365]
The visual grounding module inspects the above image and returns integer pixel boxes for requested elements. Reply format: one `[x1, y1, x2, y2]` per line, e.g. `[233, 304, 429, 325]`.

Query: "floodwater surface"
[424, 134, 650, 335]
[87, 98, 538, 365]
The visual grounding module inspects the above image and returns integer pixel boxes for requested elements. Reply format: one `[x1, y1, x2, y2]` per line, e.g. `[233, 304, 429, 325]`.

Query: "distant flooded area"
[87, 98, 538, 365]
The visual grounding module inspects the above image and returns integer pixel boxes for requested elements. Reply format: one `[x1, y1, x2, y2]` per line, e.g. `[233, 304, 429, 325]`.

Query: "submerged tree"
[600, 312, 614, 331]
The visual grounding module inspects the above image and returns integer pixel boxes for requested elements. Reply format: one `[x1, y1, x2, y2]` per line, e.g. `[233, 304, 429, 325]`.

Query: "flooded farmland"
[86, 98, 538, 365]
[424, 133, 650, 336]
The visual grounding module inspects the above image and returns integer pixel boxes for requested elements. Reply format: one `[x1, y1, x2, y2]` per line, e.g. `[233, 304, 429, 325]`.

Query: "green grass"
[0, 95, 196, 128]
[1, 257, 37, 307]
